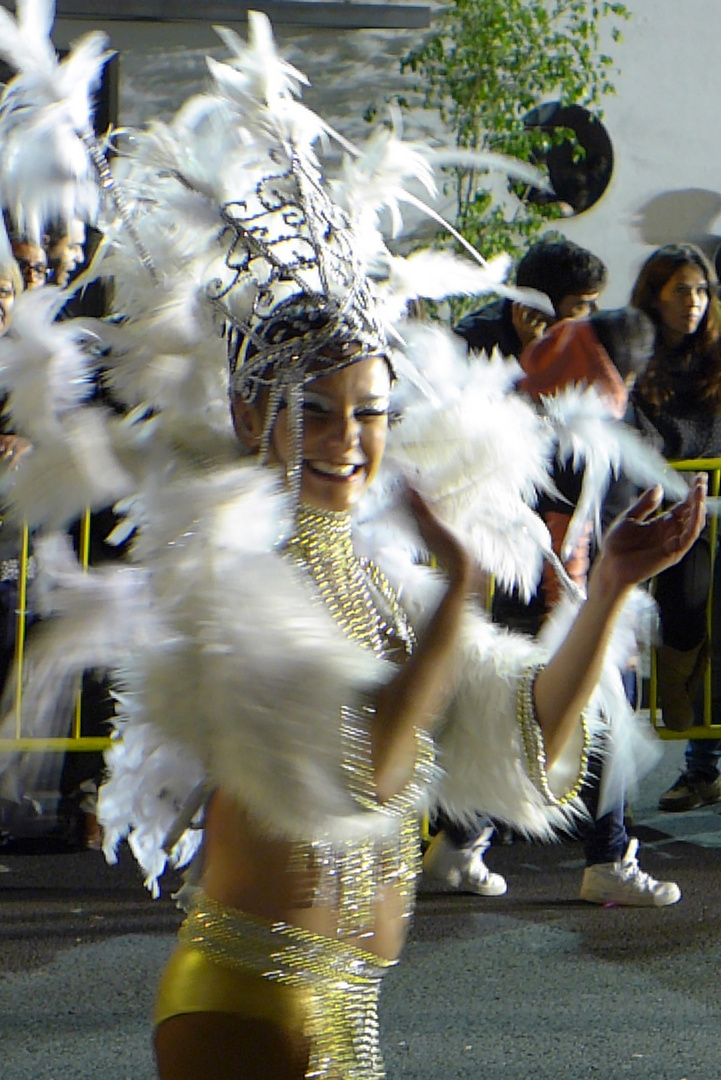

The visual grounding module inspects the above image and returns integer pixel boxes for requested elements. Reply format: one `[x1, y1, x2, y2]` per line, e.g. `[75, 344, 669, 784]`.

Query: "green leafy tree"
[397, 0, 630, 264]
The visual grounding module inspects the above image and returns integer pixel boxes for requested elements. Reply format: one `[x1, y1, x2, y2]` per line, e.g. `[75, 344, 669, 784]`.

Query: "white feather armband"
[517, 665, 589, 806]
[432, 612, 590, 839]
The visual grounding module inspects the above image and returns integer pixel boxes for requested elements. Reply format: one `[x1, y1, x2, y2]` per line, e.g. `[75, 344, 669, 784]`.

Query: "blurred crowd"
[0, 213, 719, 907]
[427, 234, 721, 908]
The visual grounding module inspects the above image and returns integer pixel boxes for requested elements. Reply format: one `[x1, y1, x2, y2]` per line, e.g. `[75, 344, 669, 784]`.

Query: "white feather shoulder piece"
[376, 323, 556, 600]
[434, 583, 661, 838]
[434, 610, 582, 838]
[542, 385, 690, 560]
[9, 464, 402, 892]
[117, 465, 391, 841]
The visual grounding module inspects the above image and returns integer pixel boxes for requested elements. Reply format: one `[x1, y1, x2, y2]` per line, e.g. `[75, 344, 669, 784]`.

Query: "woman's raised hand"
[592, 476, 707, 596]
[406, 488, 475, 589]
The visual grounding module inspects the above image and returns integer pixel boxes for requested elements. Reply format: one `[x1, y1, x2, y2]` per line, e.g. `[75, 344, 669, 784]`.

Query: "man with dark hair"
[454, 236, 608, 358]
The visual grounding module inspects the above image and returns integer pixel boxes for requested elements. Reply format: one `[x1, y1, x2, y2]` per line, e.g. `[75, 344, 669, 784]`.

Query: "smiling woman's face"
[233, 354, 391, 512]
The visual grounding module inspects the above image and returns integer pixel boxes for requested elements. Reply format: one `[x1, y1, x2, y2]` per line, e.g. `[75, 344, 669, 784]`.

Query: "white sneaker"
[579, 838, 681, 907]
[423, 827, 507, 896]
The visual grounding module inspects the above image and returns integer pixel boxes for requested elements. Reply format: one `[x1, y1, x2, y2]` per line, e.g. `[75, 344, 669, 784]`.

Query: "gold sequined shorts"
[154, 894, 395, 1080]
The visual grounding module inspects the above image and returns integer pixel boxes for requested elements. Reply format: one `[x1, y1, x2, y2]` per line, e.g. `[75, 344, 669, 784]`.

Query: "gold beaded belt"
[180, 894, 396, 1079]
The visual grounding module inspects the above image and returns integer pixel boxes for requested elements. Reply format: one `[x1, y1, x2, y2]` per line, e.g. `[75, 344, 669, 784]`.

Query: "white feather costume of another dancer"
[0, 0, 111, 236]
[0, 5, 678, 895]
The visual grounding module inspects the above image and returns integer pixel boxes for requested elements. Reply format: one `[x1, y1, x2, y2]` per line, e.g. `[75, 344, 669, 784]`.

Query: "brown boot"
[657, 639, 709, 731]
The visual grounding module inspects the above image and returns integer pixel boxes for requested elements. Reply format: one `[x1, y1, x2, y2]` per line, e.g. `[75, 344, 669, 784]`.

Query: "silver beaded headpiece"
[216, 139, 389, 496]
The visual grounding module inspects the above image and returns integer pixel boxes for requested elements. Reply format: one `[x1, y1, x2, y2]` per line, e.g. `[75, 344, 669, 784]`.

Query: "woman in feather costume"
[0, 5, 707, 1079]
[142, 323, 701, 1080]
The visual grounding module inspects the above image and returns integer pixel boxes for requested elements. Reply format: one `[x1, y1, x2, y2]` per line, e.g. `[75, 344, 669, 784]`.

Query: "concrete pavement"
[2, 740, 721, 1080]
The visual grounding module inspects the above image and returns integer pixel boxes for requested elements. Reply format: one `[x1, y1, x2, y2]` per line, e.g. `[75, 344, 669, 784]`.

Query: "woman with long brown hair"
[632, 243, 721, 425]
[630, 244, 721, 809]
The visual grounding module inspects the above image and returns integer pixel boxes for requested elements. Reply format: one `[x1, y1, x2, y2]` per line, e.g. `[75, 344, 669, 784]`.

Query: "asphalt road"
[1, 740, 720, 1080]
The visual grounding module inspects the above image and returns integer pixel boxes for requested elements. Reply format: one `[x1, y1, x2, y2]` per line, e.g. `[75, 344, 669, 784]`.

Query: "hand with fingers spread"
[534, 475, 707, 763]
[591, 476, 707, 600]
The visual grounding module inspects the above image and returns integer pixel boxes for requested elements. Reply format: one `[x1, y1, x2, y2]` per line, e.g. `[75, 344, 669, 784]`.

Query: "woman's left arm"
[534, 477, 707, 764]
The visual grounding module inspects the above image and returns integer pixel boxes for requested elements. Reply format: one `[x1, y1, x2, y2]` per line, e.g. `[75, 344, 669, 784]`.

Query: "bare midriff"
[201, 790, 411, 962]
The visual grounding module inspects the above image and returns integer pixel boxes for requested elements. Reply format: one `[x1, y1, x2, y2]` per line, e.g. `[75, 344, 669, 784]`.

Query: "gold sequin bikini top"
[282, 504, 435, 939]
[283, 504, 416, 661]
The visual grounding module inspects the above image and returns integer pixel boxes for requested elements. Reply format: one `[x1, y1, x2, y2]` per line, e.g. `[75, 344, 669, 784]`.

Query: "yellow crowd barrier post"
[72, 507, 92, 741]
[0, 509, 112, 754]
[650, 459, 721, 739]
[11, 522, 30, 739]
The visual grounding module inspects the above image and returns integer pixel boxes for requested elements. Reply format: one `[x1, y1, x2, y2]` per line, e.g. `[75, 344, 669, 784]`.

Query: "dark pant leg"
[580, 663, 640, 866]
[579, 750, 628, 866]
[656, 537, 710, 651]
[685, 738, 721, 780]
[432, 810, 494, 848]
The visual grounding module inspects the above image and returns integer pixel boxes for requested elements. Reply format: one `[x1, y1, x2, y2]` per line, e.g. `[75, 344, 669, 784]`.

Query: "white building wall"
[560, 0, 721, 305]
[53, 2, 721, 307]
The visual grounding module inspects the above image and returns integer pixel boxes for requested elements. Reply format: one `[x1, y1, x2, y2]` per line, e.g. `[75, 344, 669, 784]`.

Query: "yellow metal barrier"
[1, 464, 718, 754]
[0, 509, 112, 754]
[649, 458, 721, 739]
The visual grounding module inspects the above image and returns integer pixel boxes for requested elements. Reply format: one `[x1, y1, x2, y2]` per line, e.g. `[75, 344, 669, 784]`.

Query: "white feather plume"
[0, 532, 156, 753]
[0, 288, 96, 438]
[332, 124, 437, 241]
[0, 0, 112, 231]
[0, 0, 57, 84]
[375, 248, 554, 323]
[100, 716, 206, 896]
[2, 409, 135, 531]
[205, 14, 330, 166]
[214, 12, 310, 101]
[542, 386, 690, 560]
[538, 590, 663, 811]
[430, 147, 552, 191]
[377, 324, 556, 597]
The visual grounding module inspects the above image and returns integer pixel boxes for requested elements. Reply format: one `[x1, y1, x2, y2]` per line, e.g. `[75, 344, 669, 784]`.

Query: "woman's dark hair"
[631, 243, 721, 410]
